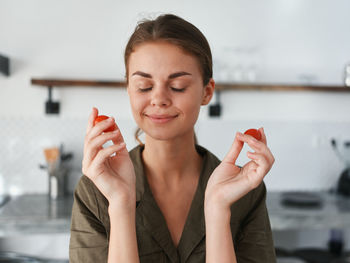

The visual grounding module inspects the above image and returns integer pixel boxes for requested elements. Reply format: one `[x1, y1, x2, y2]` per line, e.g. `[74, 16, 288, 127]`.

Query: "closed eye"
[138, 87, 152, 92]
[171, 87, 186, 92]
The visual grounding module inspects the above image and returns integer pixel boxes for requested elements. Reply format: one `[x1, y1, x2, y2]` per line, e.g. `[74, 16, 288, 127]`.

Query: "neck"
[142, 131, 202, 186]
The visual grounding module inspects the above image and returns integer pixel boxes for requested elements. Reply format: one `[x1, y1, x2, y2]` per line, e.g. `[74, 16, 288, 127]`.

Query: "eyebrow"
[131, 71, 192, 79]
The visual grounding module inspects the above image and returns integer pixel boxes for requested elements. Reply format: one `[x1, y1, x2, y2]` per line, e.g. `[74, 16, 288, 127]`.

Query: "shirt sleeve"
[234, 182, 277, 262]
[69, 176, 109, 263]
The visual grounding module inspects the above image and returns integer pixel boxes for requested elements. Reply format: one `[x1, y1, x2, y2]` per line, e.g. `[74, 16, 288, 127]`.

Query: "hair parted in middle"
[125, 13, 212, 146]
[124, 13, 213, 85]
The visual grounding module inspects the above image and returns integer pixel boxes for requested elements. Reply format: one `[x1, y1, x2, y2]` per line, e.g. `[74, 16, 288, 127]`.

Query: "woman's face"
[127, 41, 214, 142]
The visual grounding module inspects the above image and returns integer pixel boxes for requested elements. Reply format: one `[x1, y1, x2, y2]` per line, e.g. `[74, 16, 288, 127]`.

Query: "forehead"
[128, 41, 201, 77]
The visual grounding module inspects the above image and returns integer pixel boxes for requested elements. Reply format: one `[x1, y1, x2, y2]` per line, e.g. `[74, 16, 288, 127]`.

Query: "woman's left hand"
[205, 127, 275, 211]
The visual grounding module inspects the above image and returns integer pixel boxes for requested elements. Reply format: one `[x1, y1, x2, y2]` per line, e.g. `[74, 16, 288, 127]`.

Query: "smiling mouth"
[145, 114, 178, 124]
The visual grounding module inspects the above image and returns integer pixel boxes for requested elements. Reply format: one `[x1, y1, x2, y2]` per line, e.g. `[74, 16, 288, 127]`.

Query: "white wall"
[1, 0, 350, 258]
[1, 0, 350, 190]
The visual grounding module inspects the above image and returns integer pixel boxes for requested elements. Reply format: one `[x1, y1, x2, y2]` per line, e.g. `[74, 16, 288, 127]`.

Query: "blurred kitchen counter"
[267, 191, 350, 231]
[0, 194, 73, 237]
[1, 191, 350, 236]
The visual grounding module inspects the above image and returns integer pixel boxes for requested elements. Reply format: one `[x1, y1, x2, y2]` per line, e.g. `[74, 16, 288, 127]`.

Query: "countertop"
[267, 191, 350, 231]
[0, 194, 73, 237]
[1, 191, 350, 236]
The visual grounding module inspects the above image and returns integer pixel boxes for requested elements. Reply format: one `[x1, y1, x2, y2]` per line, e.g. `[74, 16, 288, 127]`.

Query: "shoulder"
[128, 144, 143, 159]
[74, 145, 144, 214]
[195, 144, 221, 169]
[73, 175, 109, 222]
[192, 144, 222, 188]
[128, 144, 145, 175]
[230, 181, 267, 223]
[194, 144, 267, 211]
[127, 144, 146, 202]
[233, 181, 267, 210]
[74, 175, 98, 205]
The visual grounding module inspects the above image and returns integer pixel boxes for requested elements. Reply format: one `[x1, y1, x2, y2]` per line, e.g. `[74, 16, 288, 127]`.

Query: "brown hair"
[125, 14, 212, 145]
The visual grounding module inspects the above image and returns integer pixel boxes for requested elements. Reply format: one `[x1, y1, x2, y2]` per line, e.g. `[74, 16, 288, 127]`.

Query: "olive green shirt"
[69, 144, 276, 262]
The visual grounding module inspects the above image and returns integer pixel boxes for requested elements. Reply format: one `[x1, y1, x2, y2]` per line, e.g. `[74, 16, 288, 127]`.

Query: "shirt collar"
[128, 144, 146, 203]
[129, 144, 221, 262]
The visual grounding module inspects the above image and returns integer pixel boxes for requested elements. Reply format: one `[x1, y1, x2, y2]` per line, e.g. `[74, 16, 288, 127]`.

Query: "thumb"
[222, 132, 244, 165]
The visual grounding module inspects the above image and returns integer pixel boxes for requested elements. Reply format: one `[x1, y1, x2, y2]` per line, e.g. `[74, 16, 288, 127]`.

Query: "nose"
[150, 86, 171, 107]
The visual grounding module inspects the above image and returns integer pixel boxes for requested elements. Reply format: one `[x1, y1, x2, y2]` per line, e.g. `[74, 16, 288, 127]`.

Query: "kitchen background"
[1, 0, 350, 261]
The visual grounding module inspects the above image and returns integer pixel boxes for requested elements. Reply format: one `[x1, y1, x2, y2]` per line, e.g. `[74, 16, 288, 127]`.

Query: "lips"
[145, 114, 178, 124]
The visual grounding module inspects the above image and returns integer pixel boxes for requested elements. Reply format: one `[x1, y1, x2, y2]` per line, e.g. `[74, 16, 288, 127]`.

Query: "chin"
[143, 125, 196, 143]
[144, 128, 179, 142]
[135, 115, 196, 142]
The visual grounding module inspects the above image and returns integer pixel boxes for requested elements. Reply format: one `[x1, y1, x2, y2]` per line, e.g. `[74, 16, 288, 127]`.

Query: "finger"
[90, 142, 126, 174]
[259, 127, 267, 145]
[257, 128, 275, 165]
[241, 134, 275, 166]
[222, 132, 244, 164]
[245, 159, 258, 171]
[237, 132, 265, 153]
[247, 151, 272, 176]
[244, 161, 265, 190]
[86, 107, 98, 134]
[265, 147, 275, 166]
[110, 120, 126, 145]
[84, 130, 121, 168]
[245, 130, 274, 165]
[86, 117, 116, 144]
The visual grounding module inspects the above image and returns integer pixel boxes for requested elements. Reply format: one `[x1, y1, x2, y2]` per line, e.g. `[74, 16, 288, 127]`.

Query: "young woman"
[70, 14, 276, 263]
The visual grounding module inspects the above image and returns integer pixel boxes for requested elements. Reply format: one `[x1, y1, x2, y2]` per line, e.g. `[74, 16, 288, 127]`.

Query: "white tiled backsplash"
[0, 117, 84, 195]
[0, 117, 349, 195]
[0, 117, 138, 195]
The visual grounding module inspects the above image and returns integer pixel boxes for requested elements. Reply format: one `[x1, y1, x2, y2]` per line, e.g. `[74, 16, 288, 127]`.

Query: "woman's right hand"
[82, 107, 136, 211]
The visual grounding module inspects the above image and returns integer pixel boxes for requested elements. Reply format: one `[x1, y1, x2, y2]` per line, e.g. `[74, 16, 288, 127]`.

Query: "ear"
[201, 78, 215, 105]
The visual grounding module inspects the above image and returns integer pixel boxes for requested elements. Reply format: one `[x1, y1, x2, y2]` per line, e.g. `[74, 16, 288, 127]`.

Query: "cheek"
[128, 92, 146, 118]
[179, 93, 202, 119]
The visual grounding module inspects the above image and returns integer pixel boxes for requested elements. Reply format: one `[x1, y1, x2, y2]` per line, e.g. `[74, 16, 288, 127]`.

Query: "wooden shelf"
[31, 78, 350, 92]
[31, 78, 125, 88]
[216, 83, 350, 92]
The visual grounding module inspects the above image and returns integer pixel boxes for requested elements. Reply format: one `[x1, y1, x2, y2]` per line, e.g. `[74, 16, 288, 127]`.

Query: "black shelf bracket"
[209, 90, 222, 117]
[45, 86, 60, 114]
[0, 54, 10, 76]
